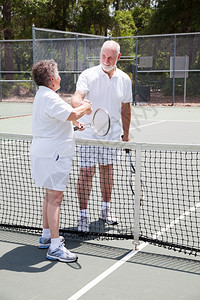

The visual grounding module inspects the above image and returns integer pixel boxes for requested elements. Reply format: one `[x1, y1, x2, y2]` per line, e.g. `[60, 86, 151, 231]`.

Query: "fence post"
[83, 39, 86, 70]
[32, 24, 36, 96]
[0, 48, 2, 102]
[74, 34, 79, 84]
[134, 37, 138, 105]
[172, 35, 176, 106]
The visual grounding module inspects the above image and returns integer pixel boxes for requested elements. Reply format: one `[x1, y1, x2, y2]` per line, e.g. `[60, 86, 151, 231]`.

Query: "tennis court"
[0, 103, 200, 300]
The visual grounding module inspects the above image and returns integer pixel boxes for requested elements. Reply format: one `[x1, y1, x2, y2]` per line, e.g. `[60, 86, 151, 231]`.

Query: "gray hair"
[32, 59, 58, 87]
[101, 40, 120, 56]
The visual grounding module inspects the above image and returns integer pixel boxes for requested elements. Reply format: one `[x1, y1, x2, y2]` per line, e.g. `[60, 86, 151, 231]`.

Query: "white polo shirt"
[76, 65, 132, 140]
[30, 86, 74, 158]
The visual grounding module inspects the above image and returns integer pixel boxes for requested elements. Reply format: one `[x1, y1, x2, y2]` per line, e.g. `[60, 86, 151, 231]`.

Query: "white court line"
[130, 118, 200, 131]
[130, 120, 165, 130]
[67, 242, 148, 300]
[152, 201, 200, 240]
[68, 201, 200, 300]
[133, 119, 200, 123]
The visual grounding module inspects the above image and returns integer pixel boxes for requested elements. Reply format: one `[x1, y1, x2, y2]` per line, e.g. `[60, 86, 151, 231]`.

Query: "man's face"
[100, 47, 120, 73]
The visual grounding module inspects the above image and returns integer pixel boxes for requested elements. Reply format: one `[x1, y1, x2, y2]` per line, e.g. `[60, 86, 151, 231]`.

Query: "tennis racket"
[74, 108, 111, 136]
[125, 148, 144, 206]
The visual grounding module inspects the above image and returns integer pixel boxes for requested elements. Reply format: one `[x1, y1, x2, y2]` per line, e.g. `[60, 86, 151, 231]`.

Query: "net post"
[133, 144, 142, 250]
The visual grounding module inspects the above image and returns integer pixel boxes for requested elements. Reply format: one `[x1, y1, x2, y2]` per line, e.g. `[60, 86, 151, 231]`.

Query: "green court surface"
[0, 103, 200, 300]
[0, 230, 200, 300]
[1, 103, 200, 144]
[0, 102, 33, 119]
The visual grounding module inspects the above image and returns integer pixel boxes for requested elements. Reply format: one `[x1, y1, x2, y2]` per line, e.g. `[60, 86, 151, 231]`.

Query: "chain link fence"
[0, 26, 200, 105]
[0, 39, 33, 102]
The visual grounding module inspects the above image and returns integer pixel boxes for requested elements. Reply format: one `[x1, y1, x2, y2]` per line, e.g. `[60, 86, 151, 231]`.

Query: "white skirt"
[31, 152, 73, 191]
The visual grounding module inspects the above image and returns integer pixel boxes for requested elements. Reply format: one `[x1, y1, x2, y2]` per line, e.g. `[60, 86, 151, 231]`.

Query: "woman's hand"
[73, 121, 85, 131]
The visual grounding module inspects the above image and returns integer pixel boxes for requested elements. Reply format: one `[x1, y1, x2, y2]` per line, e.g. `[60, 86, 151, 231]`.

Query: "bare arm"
[71, 90, 92, 117]
[71, 90, 85, 108]
[67, 101, 91, 121]
[121, 102, 131, 142]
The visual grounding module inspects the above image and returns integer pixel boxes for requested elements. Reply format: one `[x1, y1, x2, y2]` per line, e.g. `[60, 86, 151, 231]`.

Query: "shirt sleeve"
[76, 70, 89, 94]
[122, 76, 133, 104]
[45, 94, 73, 122]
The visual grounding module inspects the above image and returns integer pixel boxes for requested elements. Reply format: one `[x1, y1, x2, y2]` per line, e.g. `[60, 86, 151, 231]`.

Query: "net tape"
[0, 133, 200, 256]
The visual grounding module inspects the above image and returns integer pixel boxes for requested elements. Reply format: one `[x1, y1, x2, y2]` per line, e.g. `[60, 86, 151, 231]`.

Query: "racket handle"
[121, 135, 130, 153]
[74, 125, 84, 131]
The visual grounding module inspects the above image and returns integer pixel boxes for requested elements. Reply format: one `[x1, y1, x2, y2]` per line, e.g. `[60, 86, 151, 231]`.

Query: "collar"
[39, 85, 54, 92]
[98, 64, 118, 78]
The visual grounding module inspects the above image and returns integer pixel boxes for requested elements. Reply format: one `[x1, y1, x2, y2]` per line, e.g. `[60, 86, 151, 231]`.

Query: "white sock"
[102, 202, 110, 211]
[50, 238, 61, 251]
[80, 209, 88, 218]
[42, 228, 51, 239]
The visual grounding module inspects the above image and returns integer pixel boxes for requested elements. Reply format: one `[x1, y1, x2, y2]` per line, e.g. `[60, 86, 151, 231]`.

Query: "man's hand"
[122, 134, 130, 142]
[82, 99, 92, 115]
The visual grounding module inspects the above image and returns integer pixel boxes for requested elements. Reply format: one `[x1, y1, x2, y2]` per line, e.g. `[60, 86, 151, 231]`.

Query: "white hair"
[101, 40, 120, 56]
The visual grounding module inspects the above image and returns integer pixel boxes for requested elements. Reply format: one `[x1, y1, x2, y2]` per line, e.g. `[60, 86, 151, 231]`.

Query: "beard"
[100, 57, 118, 72]
[100, 63, 116, 72]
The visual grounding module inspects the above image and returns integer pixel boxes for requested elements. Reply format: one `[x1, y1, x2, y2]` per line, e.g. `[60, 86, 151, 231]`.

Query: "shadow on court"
[70, 240, 200, 276]
[0, 245, 53, 273]
[1, 230, 199, 276]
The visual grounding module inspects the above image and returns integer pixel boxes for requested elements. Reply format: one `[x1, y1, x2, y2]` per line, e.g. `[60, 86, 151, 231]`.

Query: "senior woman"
[30, 59, 91, 263]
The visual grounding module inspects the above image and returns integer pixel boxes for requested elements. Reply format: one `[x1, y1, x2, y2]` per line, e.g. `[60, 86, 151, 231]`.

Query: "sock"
[102, 202, 110, 211]
[50, 238, 61, 251]
[80, 209, 88, 218]
[42, 228, 51, 239]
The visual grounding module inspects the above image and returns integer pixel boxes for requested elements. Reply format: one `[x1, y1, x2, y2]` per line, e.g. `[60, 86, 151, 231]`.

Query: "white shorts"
[77, 145, 120, 168]
[31, 153, 73, 191]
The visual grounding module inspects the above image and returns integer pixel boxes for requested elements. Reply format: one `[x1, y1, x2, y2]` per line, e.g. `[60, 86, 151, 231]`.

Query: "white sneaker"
[78, 216, 89, 232]
[46, 244, 78, 263]
[100, 209, 118, 225]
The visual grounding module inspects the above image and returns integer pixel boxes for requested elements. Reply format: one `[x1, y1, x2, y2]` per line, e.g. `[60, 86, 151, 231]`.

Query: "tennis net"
[0, 133, 200, 256]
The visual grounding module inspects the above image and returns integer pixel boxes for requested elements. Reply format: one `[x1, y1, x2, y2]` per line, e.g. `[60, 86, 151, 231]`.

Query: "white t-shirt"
[30, 86, 74, 158]
[76, 65, 132, 140]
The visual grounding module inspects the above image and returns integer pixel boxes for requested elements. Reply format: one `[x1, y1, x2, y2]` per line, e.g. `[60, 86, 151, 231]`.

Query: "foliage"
[162, 73, 200, 97]
[131, 6, 153, 35]
[111, 10, 136, 37]
[1, 0, 200, 40]
[74, 0, 112, 36]
[147, 0, 200, 34]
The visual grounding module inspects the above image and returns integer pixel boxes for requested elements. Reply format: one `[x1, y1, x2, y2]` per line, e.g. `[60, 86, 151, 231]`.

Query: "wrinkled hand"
[82, 99, 92, 115]
[73, 121, 85, 131]
[122, 134, 130, 142]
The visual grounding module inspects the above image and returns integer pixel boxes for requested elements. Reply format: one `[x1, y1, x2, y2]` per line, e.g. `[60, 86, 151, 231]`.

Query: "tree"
[131, 6, 153, 35]
[111, 10, 137, 37]
[111, 0, 153, 11]
[1, 0, 14, 79]
[75, 0, 112, 36]
[148, 0, 200, 34]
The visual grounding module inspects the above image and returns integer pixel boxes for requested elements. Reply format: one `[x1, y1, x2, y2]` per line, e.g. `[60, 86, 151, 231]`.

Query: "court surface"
[0, 103, 200, 300]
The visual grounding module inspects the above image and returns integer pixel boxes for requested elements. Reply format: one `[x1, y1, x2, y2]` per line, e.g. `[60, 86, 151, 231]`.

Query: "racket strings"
[92, 109, 110, 136]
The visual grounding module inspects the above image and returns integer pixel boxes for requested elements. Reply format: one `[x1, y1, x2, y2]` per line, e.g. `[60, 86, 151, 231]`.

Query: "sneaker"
[46, 244, 78, 263]
[78, 216, 89, 232]
[38, 236, 65, 249]
[100, 209, 118, 225]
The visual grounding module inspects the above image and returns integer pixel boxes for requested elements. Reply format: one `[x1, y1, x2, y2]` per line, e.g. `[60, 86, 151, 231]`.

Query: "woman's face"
[52, 70, 61, 91]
